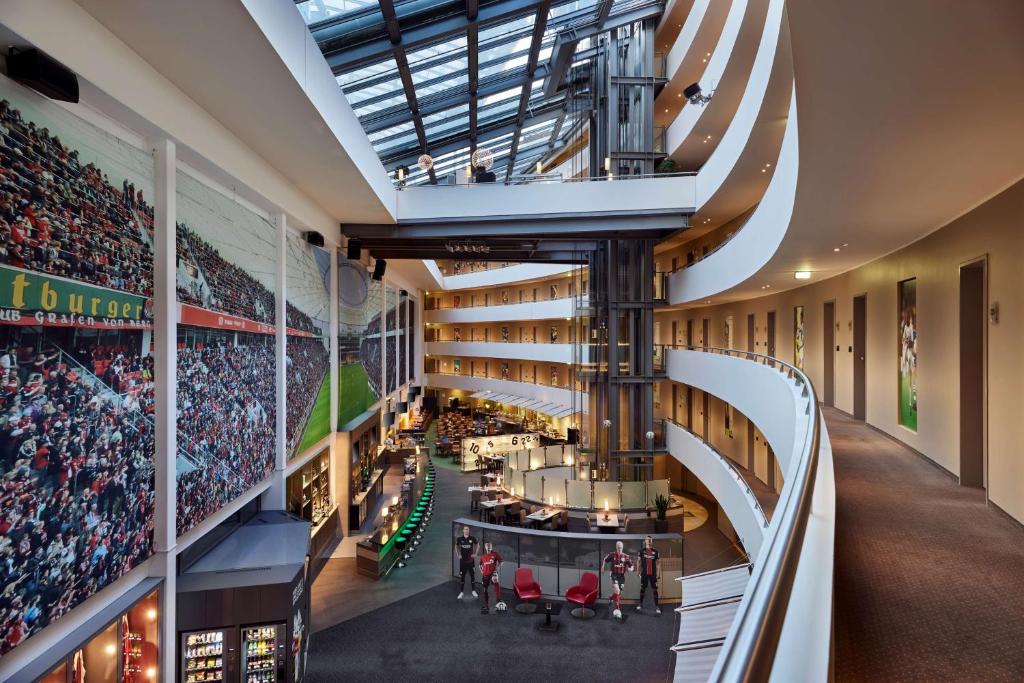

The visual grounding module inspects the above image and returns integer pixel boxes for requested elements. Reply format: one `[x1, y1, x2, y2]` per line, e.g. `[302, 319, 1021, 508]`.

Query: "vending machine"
[241, 624, 286, 683]
[181, 629, 227, 683]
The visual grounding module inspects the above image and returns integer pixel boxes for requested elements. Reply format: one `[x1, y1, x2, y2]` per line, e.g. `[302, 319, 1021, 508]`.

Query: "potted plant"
[656, 158, 678, 175]
[653, 493, 669, 533]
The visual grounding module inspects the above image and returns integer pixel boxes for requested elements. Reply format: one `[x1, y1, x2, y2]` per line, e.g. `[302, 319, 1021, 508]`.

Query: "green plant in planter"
[654, 493, 669, 520]
[656, 158, 678, 175]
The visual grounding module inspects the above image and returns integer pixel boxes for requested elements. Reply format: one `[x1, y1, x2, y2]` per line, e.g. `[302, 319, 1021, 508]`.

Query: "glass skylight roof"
[299, 0, 664, 182]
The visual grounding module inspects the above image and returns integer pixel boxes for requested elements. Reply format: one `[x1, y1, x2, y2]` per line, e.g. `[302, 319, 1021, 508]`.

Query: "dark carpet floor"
[305, 581, 675, 683]
[828, 407, 1024, 682]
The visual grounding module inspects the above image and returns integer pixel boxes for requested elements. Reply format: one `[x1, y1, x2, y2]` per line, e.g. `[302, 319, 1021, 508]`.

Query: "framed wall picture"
[550, 325, 559, 343]
[501, 289, 509, 304]
[793, 306, 805, 370]
[501, 326, 510, 342]
[453, 358, 462, 374]
[898, 278, 918, 430]
[549, 283, 558, 300]
[453, 327, 462, 342]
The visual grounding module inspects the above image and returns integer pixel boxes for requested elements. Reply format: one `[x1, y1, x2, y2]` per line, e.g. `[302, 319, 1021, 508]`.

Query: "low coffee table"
[536, 602, 563, 632]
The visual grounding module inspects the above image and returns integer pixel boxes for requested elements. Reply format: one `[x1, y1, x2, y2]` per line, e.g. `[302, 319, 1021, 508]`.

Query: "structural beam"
[378, 0, 437, 183]
[323, 0, 547, 72]
[505, 0, 552, 181]
[381, 98, 572, 168]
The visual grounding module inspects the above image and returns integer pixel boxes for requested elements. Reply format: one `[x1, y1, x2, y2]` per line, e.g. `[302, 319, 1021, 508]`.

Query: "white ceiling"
[682, 0, 1024, 304]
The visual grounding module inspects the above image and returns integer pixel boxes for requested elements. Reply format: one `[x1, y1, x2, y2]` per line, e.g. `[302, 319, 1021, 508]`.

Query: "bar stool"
[396, 534, 409, 567]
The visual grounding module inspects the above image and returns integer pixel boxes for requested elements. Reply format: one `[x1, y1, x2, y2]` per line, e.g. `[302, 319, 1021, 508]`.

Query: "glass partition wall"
[451, 520, 681, 603]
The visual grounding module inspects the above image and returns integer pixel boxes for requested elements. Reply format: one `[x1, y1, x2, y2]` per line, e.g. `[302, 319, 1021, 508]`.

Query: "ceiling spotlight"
[684, 82, 714, 106]
[417, 153, 433, 172]
[833, 247, 841, 252]
[794, 271, 812, 280]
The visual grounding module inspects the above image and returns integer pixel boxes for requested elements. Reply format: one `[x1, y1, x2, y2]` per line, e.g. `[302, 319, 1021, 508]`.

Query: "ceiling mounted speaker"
[471, 147, 494, 171]
[417, 154, 434, 172]
[346, 238, 362, 260]
[372, 258, 387, 281]
[303, 231, 325, 248]
[7, 48, 79, 103]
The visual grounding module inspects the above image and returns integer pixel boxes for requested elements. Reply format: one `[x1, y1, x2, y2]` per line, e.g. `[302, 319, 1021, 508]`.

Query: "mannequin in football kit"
[479, 541, 504, 613]
[636, 536, 662, 614]
[602, 540, 634, 619]
[454, 526, 479, 600]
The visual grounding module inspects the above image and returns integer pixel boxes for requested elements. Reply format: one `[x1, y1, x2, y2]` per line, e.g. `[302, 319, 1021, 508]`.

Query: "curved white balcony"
[668, 87, 798, 305]
[665, 0, 767, 168]
[424, 296, 580, 324]
[657, 0, 731, 125]
[663, 346, 834, 682]
[434, 263, 576, 290]
[666, 420, 769, 559]
[693, 0, 790, 212]
[425, 341, 574, 365]
[425, 372, 585, 414]
[395, 175, 696, 222]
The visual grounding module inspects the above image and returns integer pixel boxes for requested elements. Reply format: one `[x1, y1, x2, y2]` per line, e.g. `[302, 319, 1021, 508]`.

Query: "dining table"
[594, 513, 620, 533]
[526, 507, 561, 524]
[479, 496, 520, 510]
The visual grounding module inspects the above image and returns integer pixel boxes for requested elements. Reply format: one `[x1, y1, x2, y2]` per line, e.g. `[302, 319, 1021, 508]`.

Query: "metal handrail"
[427, 292, 582, 310]
[663, 416, 770, 529]
[659, 344, 823, 680]
[397, 170, 697, 189]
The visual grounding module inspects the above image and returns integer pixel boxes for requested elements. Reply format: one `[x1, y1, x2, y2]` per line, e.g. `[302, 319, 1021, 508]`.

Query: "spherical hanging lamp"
[417, 153, 434, 172]
[471, 147, 494, 170]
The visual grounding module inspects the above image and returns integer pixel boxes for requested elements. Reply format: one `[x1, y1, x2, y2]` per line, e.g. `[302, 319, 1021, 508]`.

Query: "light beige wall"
[656, 178, 1024, 523]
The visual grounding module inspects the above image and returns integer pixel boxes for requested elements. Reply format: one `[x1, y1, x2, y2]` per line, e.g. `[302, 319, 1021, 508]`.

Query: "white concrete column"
[150, 136, 177, 683]
[329, 245, 343, 534]
[263, 212, 288, 508]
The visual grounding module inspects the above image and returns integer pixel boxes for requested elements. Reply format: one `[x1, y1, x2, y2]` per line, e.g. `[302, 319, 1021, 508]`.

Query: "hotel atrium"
[0, 0, 1022, 681]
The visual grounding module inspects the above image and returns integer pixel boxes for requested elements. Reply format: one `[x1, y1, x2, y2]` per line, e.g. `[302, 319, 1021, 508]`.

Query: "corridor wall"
[657, 177, 1024, 523]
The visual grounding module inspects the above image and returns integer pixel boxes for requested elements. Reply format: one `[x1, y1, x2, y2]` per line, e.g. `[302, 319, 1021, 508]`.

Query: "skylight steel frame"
[300, 0, 665, 181]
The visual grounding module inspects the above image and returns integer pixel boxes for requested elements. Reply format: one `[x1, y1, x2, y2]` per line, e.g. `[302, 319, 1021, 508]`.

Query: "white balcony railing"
[663, 346, 835, 681]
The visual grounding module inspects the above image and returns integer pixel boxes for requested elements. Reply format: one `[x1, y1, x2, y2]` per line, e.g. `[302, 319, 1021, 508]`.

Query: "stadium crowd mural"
[0, 78, 425, 657]
[175, 170, 277, 535]
[0, 86, 156, 653]
[286, 232, 331, 457]
[337, 254, 381, 426]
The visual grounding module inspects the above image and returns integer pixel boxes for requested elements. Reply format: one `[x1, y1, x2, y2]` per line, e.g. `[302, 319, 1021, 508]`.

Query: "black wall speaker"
[7, 49, 79, 103]
[346, 238, 362, 260]
[566, 428, 580, 445]
[372, 258, 387, 281]
[303, 231, 325, 248]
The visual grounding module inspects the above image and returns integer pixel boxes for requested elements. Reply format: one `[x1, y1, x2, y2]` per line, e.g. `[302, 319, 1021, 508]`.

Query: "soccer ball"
[613, 609, 622, 619]
[495, 601, 507, 613]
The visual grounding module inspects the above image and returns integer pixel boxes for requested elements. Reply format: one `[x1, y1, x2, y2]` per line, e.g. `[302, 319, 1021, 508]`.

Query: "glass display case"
[181, 629, 225, 683]
[241, 624, 286, 683]
[287, 449, 331, 526]
[37, 589, 160, 683]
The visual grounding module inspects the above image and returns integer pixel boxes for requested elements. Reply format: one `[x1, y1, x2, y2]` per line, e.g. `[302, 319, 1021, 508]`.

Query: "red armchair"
[513, 567, 542, 613]
[566, 571, 599, 618]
